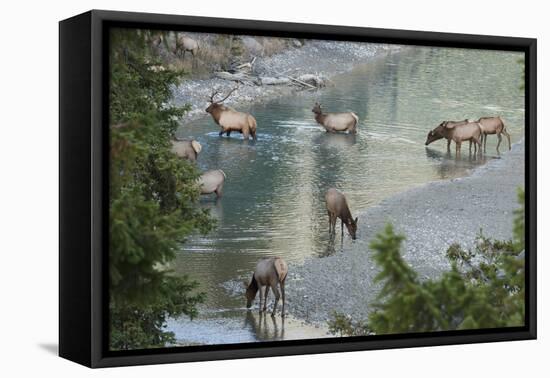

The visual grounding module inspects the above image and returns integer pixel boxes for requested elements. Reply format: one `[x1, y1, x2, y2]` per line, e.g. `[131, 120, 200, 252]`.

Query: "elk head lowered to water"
[312, 102, 359, 134]
[205, 87, 257, 140]
[325, 188, 358, 240]
[425, 120, 482, 157]
[245, 257, 288, 317]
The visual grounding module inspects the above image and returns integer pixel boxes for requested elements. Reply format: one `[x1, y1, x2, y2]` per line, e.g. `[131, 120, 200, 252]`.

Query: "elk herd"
[425, 116, 511, 156]
[165, 37, 513, 316]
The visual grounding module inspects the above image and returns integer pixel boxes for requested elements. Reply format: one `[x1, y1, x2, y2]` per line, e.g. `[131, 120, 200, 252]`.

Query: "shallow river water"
[170, 45, 525, 345]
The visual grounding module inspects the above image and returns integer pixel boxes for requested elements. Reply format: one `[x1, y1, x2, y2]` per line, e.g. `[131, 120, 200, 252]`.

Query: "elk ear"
[354, 217, 358, 224]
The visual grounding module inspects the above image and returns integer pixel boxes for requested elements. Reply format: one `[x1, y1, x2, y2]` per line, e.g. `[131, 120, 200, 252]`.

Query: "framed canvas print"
[59, 10, 537, 368]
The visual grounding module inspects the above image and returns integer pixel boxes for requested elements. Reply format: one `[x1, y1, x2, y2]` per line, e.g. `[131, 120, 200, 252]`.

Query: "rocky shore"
[284, 140, 525, 324]
[171, 40, 401, 121]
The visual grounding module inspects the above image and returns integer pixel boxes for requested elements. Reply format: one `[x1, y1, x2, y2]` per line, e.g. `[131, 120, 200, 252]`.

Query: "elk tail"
[273, 257, 288, 284]
[249, 115, 257, 140]
[351, 113, 359, 134]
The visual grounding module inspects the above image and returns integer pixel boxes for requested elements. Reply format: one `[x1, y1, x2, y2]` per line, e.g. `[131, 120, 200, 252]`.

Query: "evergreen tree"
[109, 28, 214, 350]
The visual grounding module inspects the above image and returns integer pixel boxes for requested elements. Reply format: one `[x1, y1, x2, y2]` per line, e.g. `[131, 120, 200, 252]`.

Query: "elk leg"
[447, 139, 451, 152]
[259, 286, 265, 313]
[475, 136, 482, 156]
[330, 214, 337, 236]
[328, 212, 332, 233]
[219, 130, 224, 137]
[271, 284, 280, 317]
[280, 280, 286, 317]
[469, 140, 472, 155]
[341, 218, 344, 239]
[496, 133, 502, 153]
[456, 141, 461, 158]
[503, 129, 512, 150]
[215, 184, 223, 198]
[226, 130, 231, 137]
[263, 286, 270, 312]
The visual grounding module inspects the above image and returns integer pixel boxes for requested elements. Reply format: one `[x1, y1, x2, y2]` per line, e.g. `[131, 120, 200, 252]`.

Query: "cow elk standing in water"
[205, 87, 258, 140]
[198, 169, 226, 198]
[245, 257, 288, 317]
[174, 34, 199, 60]
[312, 102, 359, 134]
[425, 120, 482, 157]
[325, 188, 358, 240]
[170, 139, 202, 162]
[476, 116, 511, 153]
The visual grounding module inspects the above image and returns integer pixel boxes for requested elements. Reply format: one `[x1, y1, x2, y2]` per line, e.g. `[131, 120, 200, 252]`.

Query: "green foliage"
[329, 188, 525, 336]
[109, 28, 215, 350]
[328, 312, 372, 337]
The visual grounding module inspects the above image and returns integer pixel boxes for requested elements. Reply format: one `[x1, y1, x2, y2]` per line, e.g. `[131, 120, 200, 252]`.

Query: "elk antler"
[214, 86, 239, 104]
[208, 89, 222, 103]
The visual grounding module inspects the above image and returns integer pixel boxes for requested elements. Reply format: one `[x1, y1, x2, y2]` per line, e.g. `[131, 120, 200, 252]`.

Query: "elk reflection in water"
[244, 311, 285, 341]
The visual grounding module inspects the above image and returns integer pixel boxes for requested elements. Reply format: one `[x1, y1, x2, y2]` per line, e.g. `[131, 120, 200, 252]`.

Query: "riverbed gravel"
[171, 40, 401, 121]
[283, 140, 525, 324]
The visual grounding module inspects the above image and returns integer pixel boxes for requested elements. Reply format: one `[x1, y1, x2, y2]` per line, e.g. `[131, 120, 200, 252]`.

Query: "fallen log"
[213, 71, 259, 85]
[259, 76, 292, 85]
[285, 75, 317, 89]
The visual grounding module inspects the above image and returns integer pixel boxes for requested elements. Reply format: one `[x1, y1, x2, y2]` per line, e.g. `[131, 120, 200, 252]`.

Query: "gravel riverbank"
[284, 140, 525, 324]
[172, 40, 401, 121]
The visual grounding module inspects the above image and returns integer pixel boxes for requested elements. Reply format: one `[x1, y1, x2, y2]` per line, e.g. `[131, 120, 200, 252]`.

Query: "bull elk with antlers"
[205, 87, 258, 141]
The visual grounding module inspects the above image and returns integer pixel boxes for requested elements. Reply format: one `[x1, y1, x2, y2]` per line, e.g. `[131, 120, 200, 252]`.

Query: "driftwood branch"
[284, 75, 317, 89]
[214, 57, 328, 89]
[213, 71, 259, 85]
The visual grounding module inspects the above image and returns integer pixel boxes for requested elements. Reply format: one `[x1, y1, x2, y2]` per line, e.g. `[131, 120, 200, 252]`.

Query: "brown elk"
[476, 116, 511, 152]
[149, 32, 164, 51]
[245, 257, 288, 317]
[325, 188, 358, 240]
[425, 120, 482, 156]
[198, 169, 226, 198]
[170, 139, 202, 162]
[174, 34, 199, 59]
[312, 102, 359, 134]
[205, 87, 257, 140]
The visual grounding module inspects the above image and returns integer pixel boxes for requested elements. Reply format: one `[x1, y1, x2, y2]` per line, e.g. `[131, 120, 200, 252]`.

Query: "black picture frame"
[59, 9, 537, 368]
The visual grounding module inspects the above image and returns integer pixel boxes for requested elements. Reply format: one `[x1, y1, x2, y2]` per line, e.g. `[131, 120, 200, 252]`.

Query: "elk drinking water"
[198, 169, 226, 198]
[312, 102, 359, 134]
[245, 257, 288, 317]
[476, 116, 511, 152]
[425, 120, 482, 157]
[325, 188, 358, 240]
[205, 87, 258, 140]
[170, 139, 202, 162]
